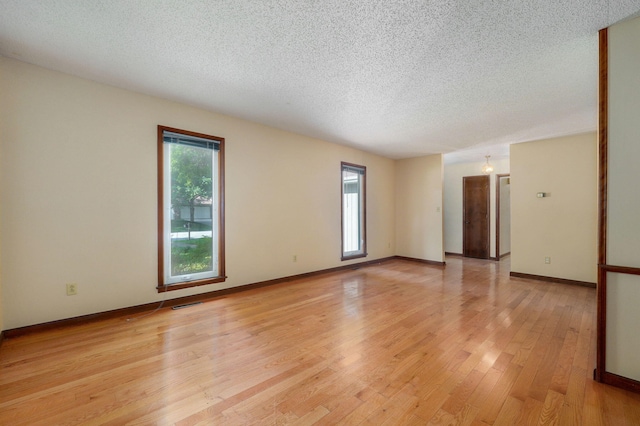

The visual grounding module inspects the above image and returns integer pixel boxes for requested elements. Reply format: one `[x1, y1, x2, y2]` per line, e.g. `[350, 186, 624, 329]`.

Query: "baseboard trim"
[395, 256, 446, 266]
[510, 271, 596, 288]
[492, 253, 511, 261]
[444, 252, 463, 257]
[3, 256, 396, 339]
[599, 371, 640, 394]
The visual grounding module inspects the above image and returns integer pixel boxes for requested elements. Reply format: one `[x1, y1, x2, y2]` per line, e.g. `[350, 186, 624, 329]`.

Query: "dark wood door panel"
[463, 175, 490, 259]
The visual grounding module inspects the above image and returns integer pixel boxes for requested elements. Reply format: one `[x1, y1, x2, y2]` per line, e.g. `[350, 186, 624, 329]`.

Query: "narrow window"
[341, 162, 367, 260]
[157, 126, 225, 291]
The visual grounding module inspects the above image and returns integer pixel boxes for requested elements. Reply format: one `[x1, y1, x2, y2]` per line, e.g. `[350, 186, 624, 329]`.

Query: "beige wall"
[443, 158, 509, 257]
[0, 61, 4, 334]
[510, 132, 597, 283]
[0, 211, 2, 334]
[0, 57, 396, 329]
[499, 176, 511, 256]
[605, 15, 640, 381]
[395, 155, 444, 262]
[608, 17, 640, 267]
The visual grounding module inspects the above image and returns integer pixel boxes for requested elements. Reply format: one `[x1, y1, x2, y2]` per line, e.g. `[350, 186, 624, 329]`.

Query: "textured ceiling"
[1, 1, 639, 160]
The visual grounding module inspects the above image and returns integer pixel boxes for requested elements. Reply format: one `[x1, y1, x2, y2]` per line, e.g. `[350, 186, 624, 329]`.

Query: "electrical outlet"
[544, 257, 551, 264]
[66, 283, 78, 296]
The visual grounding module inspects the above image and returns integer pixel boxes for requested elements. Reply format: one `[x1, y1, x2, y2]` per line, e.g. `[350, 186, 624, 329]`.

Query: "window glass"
[158, 126, 225, 290]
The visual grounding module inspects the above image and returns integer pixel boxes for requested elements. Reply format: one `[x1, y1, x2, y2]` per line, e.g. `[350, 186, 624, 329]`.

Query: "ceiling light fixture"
[482, 155, 494, 174]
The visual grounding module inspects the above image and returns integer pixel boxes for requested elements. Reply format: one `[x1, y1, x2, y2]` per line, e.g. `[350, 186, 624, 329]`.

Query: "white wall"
[0, 57, 396, 329]
[510, 132, 597, 283]
[605, 15, 640, 381]
[443, 158, 509, 257]
[395, 155, 444, 262]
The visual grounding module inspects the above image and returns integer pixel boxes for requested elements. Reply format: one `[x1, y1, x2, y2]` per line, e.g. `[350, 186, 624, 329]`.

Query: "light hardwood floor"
[1, 257, 640, 425]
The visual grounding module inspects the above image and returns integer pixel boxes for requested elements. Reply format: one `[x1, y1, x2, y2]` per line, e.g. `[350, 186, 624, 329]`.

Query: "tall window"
[157, 126, 225, 291]
[341, 162, 366, 260]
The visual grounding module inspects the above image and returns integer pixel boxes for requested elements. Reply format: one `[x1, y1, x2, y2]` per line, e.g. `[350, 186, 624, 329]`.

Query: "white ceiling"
[1, 1, 639, 160]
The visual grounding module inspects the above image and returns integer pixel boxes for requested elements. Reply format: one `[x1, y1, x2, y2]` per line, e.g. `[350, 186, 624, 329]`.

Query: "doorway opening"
[496, 174, 511, 260]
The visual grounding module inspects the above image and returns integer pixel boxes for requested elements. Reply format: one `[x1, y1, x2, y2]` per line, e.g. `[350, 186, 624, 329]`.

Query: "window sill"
[341, 253, 368, 261]
[157, 276, 227, 292]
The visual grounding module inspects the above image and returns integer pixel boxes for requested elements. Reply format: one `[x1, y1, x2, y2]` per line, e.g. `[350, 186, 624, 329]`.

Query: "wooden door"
[463, 175, 490, 259]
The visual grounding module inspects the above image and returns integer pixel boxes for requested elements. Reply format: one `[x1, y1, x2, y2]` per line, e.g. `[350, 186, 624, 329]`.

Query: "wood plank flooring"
[2, 257, 640, 425]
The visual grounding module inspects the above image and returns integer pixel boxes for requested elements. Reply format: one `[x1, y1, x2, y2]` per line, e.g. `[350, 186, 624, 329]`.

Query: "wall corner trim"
[600, 371, 640, 394]
[394, 256, 446, 266]
[510, 271, 596, 288]
[444, 252, 463, 257]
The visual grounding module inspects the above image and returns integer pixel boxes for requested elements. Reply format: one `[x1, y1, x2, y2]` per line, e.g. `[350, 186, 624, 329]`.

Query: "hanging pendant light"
[482, 155, 494, 174]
